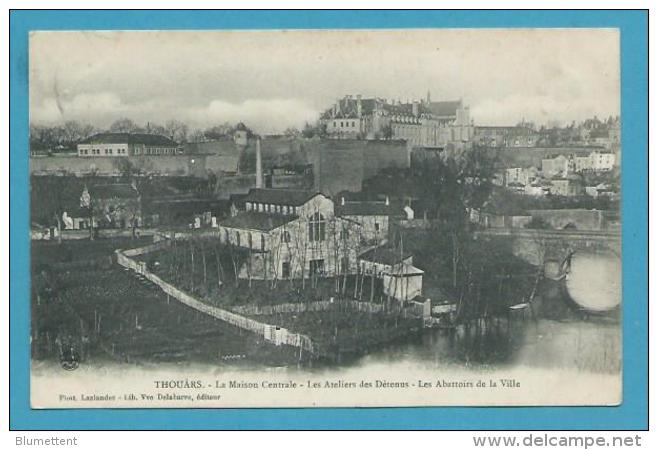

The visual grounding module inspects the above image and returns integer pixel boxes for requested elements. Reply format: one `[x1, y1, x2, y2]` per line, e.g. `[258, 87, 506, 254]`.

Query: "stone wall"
[528, 209, 606, 231]
[30, 155, 208, 178]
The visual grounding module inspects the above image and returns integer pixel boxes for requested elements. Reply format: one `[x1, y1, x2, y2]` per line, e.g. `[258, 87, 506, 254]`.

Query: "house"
[217, 188, 366, 280]
[506, 126, 540, 147]
[574, 150, 616, 172]
[541, 154, 571, 177]
[549, 175, 584, 197]
[524, 181, 550, 197]
[67, 183, 142, 230]
[334, 196, 398, 245]
[357, 246, 424, 302]
[505, 166, 538, 187]
[77, 133, 180, 157]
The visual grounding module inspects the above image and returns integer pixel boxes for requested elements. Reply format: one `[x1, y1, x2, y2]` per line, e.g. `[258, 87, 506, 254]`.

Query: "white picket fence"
[115, 247, 315, 354]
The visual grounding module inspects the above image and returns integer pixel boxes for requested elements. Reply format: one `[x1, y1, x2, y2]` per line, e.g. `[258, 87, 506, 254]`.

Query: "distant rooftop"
[335, 200, 395, 216]
[79, 133, 178, 146]
[220, 211, 297, 231]
[359, 246, 413, 266]
[243, 188, 322, 207]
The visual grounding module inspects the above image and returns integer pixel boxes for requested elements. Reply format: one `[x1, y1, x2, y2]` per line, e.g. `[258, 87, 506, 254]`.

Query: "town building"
[77, 133, 180, 157]
[217, 188, 366, 280]
[541, 154, 573, 177]
[474, 125, 540, 147]
[524, 181, 550, 197]
[64, 183, 142, 229]
[320, 93, 474, 147]
[334, 196, 397, 245]
[357, 247, 424, 302]
[505, 167, 539, 187]
[549, 175, 584, 197]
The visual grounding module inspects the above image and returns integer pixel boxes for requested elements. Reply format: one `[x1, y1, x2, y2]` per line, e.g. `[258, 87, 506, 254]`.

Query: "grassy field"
[31, 238, 298, 367]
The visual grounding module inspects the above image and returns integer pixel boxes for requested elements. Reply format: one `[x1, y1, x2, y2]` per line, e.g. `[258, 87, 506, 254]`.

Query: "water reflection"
[566, 252, 621, 311]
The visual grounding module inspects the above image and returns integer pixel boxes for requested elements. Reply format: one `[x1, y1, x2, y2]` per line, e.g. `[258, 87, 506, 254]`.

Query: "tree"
[203, 123, 234, 140]
[381, 123, 393, 140]
[165, 120, 189, 143]
[301, 122, 327, 139]
[284, 127, 301, 137]
[189, 128, 206, 143]
[109, 118, 140, 133]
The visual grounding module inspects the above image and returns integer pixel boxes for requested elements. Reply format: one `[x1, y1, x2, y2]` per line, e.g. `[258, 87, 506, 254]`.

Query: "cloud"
[29, 29, 620, 131]
[470, 94, 619, 127]
[30, 92, 320, 134]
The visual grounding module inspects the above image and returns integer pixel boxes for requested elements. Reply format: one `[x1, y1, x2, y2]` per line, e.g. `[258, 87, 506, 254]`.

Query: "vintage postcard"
[29, 28, 622, 408]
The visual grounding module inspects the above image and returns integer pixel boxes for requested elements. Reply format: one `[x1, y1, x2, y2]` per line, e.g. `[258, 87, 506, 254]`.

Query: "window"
[310, 259, 325, 276]
[374, 222, 380, 232]
[282, 231, 291, 243]
[261, 235, 266, 251]
[308, 212, 326, 241]
[281, 261, 291, 278]
[248, 232, 253, 249]
[339, 228, 349, 240]
[236, 232, 241, 247]
[340, 257, 349, 275]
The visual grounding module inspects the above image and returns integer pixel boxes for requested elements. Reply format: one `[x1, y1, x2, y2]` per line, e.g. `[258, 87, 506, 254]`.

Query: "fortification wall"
[308, 139, 408, 196]
[30, 155, 208, 178]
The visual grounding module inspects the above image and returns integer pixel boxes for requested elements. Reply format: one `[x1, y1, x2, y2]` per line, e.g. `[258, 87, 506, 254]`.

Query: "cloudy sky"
[29, 29, 620, 133]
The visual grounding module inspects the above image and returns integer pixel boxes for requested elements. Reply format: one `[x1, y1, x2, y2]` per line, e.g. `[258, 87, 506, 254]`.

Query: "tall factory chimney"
[256, 137, 263, 188]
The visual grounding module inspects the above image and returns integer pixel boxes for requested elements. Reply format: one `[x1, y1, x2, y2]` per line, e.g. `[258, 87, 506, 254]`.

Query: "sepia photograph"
[27, 28, 622, 408]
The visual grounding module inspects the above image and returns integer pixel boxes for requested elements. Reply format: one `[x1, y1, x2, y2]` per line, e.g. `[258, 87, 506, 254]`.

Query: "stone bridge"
[474, 228, 621, 267]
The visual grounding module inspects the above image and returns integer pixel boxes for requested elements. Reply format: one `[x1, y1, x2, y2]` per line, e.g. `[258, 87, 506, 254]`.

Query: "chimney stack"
[256, 137, 263, 188]
[385, 196, 390, 206]
[341, 196, 345, 206]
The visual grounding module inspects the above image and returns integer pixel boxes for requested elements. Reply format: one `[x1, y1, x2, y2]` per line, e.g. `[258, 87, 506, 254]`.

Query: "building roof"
[89, 183, 140, 199]
[321, 96, 463, 120]
[220, 211, 297, 231]
[335, 201, 394, 216]
[422, 100, 462, 117]
[243, 188, 322, 207]
[79, 133, 178, 146]
[358, 247, 414, 266]
[387, 264, 425, 276]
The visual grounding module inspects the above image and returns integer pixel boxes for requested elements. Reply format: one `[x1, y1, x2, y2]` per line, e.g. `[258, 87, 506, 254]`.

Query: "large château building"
[319, 92, 474, 148]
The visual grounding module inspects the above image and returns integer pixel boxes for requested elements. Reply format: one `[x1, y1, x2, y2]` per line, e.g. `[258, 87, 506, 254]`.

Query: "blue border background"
[9, 10, 648, 430]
